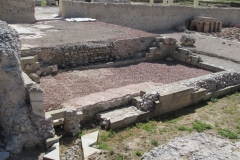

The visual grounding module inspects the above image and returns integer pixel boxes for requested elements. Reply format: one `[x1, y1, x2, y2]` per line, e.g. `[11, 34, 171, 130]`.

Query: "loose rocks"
[180, 34, 196, 46]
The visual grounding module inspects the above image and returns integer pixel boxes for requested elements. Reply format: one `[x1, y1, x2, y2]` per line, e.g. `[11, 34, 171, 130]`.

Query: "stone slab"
[0, 152, 9, 160]
[43, 142, 60, 160]
[81, 131, 102, 160]
[46, 135, 59, 149]
[46, 107, 75, 120]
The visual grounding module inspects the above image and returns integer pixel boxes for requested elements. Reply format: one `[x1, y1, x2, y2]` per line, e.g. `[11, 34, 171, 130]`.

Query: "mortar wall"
[62, 1, 240, 32]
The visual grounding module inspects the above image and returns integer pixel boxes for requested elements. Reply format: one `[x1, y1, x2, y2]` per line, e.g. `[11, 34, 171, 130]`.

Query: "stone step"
[97, 105, 149, 130]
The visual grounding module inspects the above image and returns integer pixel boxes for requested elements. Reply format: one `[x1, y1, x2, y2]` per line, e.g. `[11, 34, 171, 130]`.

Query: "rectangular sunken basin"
[40, 60, 212, 112]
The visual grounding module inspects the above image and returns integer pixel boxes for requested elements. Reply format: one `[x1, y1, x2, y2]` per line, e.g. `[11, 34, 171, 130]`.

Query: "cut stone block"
[0, 152, 9, 160]
[53, 118, 64, 126]
[22, 72, 36, 89]
[77, 111, 84, 121]
[32, 108, 45, 118]
[29, 73, 40, 83]
[29, 91, 44, 102]
[44, 142, 60, 160]
[46, 135, 59, 149]
[31, 101, 44, 110]
[82, 131, 102, 160]
[97, 106, 143, 130]
[46, 107, 75, 120]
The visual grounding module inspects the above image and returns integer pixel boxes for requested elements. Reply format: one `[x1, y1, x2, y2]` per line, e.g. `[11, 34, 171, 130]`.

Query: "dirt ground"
[40, 61, 212, 111]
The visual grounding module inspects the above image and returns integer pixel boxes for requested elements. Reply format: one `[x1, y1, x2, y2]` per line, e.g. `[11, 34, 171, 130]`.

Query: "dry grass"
[69, 91, 240, 159]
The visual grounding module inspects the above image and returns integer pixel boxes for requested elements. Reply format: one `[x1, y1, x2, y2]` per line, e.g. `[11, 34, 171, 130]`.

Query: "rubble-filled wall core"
[61, 2, 240, 32]
[0, 21, 54, 154]
[0, 0, 36, 23]
[20, 37, 154, 68]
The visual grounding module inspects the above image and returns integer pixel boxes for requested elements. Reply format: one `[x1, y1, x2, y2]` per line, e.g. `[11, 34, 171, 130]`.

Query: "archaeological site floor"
[40, 61, 212, 111]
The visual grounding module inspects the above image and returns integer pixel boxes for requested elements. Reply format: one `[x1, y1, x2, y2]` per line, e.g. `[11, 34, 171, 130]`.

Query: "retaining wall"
[0, 0, 36, 23]
[61, 1, 240, 32]
[21, 37, 154, 68]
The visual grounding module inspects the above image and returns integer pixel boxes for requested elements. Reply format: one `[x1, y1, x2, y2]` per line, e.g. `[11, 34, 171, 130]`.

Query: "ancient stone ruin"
[186, 16, 222, 33]
[0, 21, 54, 154]
[1, 0, 240, 159]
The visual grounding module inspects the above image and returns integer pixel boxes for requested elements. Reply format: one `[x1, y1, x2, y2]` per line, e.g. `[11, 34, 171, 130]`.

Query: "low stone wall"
[61, 1, 240, 32]
[21, 37, 154, 68]
[0, 21, 53, 154]
[0, 0, 36, 23]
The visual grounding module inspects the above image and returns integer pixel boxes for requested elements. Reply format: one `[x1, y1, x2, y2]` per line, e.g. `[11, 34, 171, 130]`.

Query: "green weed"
[192, 120, 212, 132]
[178, 125, 188, 131]
[151, 139, 158, 146]
[218, 128, 238, 139]
[136, 150, 142, 157]
[211, 97, 218, 103]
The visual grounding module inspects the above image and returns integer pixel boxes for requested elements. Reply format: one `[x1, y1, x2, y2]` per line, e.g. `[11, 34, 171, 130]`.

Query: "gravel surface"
[196, 54, 240, 72]
[142, 133, 240, 160]
[40, 61, 212, 111]
[10, 21, 157, 49]
[161, 30, 240, 62]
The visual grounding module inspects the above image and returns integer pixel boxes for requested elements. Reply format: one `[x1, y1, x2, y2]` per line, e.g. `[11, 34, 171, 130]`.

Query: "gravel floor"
[142, 133, 240, 160]
[10, 20, 157, 49]
[40, 61, 212, 111]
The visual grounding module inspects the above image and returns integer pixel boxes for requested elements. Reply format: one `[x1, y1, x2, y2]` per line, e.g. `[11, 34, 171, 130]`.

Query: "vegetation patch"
[192, 120, 212, 132]
[218, 128, 239, 139]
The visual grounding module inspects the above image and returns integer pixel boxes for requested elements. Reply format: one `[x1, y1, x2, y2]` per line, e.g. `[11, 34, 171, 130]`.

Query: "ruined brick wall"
[0, 0, 36, 23]
[20, 37, 154, 68]
[61, 2, 240, 32]
[0, 21, 54, 153]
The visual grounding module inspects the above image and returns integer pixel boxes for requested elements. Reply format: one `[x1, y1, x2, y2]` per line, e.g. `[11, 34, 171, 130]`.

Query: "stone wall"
[0, 21, 53, 154]
[21, 37, 154, 68]
[0, 0, 36, 23]
[61, 2, 240, 32]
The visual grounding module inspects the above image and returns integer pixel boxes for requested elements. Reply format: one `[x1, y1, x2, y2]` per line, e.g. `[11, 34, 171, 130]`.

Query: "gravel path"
[142, 133, 240, 160]
[196, 54, 240, 72]
[161, 31, 240, 62]
[40, 61, 212, 111]
[10, 21, 157, 49]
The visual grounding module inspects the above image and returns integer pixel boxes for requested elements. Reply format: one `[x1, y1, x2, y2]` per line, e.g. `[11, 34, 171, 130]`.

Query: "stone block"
[43, 142, 60, 160]
[53, 118, 64, 126]
[20, 56, 37, 65]
[190, 55, 199, 62]
[29, 73, 40, 83]
[0, 152, 9, 160]
[46, 135, 59, 149]
[176, 99, 192, 109]
[32, 108, 45, 118]
[31, 101, 44, 110]
[149, 47, 157, 55]
[29, 91, 44, 102]
[46, 106, 75, 120]
[192, 88, 207, 99]
[173, 87, 193, 98]
[77, 111, 84, 121]
[179, 48, 189, 55]
[159, 92, 173, 102]
[174, 94, 192, 103]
